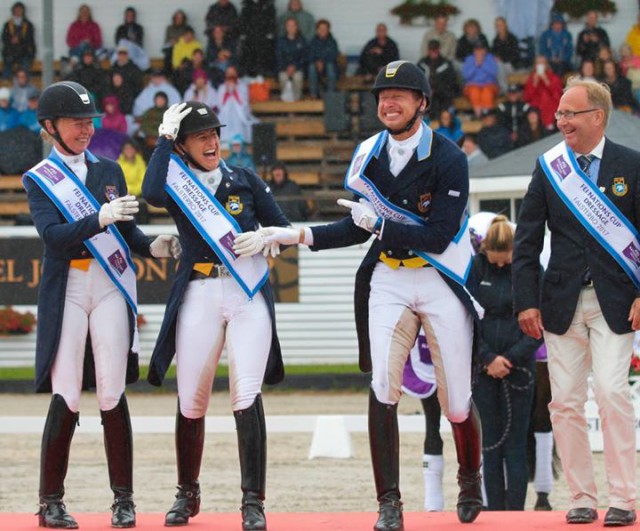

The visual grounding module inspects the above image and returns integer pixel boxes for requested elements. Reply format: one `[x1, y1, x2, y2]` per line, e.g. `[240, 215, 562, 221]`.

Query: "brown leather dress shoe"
[604, 508, 637, 527]
[566, 508, 598, 524]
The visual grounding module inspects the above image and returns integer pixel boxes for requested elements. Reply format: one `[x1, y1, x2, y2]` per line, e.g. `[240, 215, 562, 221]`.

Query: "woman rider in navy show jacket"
[142, 109, 287, 389]
[142, 101, 289, 530]
[26, 81, 180, 529]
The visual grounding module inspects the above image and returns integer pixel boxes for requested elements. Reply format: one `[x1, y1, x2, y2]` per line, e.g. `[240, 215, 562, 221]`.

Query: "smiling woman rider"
[142, 101, 290, 530]
[26, 80, 180, 530]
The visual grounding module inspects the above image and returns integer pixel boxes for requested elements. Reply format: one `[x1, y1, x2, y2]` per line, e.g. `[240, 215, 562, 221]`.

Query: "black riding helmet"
[176, 101, 225, 142]
[37, 81, 102, 124]
[175, 101, 226, 171]
[37, 81, 102, 155]
[371, 60, 431, 104]
[371, 61, 431, 135]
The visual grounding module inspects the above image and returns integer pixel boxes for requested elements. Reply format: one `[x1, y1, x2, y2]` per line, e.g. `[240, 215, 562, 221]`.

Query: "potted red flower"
[0, 306, 36, 335]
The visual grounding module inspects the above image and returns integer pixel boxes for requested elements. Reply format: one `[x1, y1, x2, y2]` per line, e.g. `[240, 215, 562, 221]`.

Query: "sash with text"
[344, 130, 473, 287]
[165, 154, 269, 297]
[540, 141, 640, 289]
[23, 157, 139, 314]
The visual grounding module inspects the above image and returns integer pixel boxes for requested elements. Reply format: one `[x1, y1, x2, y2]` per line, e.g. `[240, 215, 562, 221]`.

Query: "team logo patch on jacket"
[105, 185, 118, 201]
[612, 177, 628, 197]
[418, 193, 432, 213]
[225, 195, 244, 215]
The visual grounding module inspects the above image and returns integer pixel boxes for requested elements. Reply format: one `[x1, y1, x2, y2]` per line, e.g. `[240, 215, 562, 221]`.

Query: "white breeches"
[50, 262, 130, 412]
[368, 264, 473, 422]
[175, 276, 272, 418]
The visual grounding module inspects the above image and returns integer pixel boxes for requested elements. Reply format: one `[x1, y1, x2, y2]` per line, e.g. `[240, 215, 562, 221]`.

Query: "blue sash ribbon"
[540, 141, 640, 289]
[165, 154, 269, 298]
[24, 153, 139, 314]
[344, 129, 473, 287]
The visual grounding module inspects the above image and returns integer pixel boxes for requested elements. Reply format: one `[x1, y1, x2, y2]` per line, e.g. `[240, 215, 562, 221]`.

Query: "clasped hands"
[233, 227, 301, 258]
[233, 198, 380, 258]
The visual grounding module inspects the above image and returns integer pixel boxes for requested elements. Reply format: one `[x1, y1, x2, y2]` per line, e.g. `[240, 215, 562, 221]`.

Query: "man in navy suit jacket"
[513, 77, 640, 527]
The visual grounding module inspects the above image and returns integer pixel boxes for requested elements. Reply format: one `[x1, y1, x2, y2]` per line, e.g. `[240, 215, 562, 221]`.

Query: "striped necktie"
[577, 154, 594, 174]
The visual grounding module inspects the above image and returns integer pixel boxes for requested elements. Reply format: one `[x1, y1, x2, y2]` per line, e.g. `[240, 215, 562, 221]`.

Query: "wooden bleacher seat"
[428, 120, 482, 135]
[0, 175, 30, 222]
[0, 201, 30, 216]
[276, 142, 324, 162]
[453, 96, 472, 113]
[251, 99, 324, 116]
[462, 120, 482, 133]
[507, 71, 530, 86]
[336, 75, 371, 92]
[0, 175, 24, 191]
[288, 171, 320, 186]
[275, 118, 326, 139]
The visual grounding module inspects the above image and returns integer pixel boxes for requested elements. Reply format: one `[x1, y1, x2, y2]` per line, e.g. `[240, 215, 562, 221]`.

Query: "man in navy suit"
[514, 78, 640, 527]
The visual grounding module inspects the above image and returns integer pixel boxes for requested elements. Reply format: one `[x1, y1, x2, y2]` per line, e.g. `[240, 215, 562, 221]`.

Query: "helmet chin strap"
[176, 141, 210, 172]
[48, 121, 81, 156]
[385, 96, 428, 137]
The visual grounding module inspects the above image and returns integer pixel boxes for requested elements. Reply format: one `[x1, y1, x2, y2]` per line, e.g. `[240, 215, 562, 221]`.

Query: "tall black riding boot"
[234, 395, 267, 531]
[37, 394, 79, 529]
[101, 394, 136, 528]
[451, 402, 483, 524]
[165, 405, 205, 527]
[369, 389, 403, 531]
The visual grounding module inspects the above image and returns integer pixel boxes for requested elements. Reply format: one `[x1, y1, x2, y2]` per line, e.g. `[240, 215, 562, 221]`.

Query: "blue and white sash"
[165, 154, 269, 298]
[344, 130, 474, 287]
[540, 141, 640, 289]
[24, 156, 139, 314]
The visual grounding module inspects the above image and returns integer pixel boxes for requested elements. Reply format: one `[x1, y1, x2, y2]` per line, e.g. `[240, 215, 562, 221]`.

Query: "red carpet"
[0, 511, 598, 530]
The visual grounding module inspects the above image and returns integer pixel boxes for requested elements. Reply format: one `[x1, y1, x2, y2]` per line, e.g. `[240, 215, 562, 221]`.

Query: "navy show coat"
[142, 137, 290, 386]
[24, 150, 154, 392]
[310, 128, 478, 372]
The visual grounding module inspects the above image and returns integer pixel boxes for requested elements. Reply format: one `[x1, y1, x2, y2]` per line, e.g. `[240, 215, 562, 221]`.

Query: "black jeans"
[473, 365, 535, 510]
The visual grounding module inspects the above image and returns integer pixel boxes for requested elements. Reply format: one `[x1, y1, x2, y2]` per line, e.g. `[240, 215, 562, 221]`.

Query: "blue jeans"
[308, 61, 337, 98]
[473, 365, 535, 510]
[2, 55, 32, 80]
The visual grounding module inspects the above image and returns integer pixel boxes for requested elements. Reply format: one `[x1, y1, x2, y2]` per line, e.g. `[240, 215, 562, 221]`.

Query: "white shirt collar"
[579, 136, 605, 159]
[54, 146, 85, 167]
[193, 167, 223, 193]
[193, 167, 222, 180]
[386, 123, 424, 177]
[387, 123, 423, 153]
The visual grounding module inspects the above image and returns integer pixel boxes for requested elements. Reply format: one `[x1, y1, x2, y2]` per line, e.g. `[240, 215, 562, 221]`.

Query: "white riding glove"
[263, 226, 304, 245]
[158, 102, 193, 140]
[233, 229, 266, 258]
[337, 198, 382, 233]
[150, 235, 182, 259]
[99, 195, 139, 228]
[262, 239, 281, 258]
[234, 227, 303, 257]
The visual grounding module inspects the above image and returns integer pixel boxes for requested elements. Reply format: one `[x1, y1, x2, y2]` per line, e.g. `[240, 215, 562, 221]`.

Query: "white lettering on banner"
[23, 156, 140, 351]
[540, 142, 640, 288]
[344, 129, 474, 290]
[165, 154, 268, 298]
